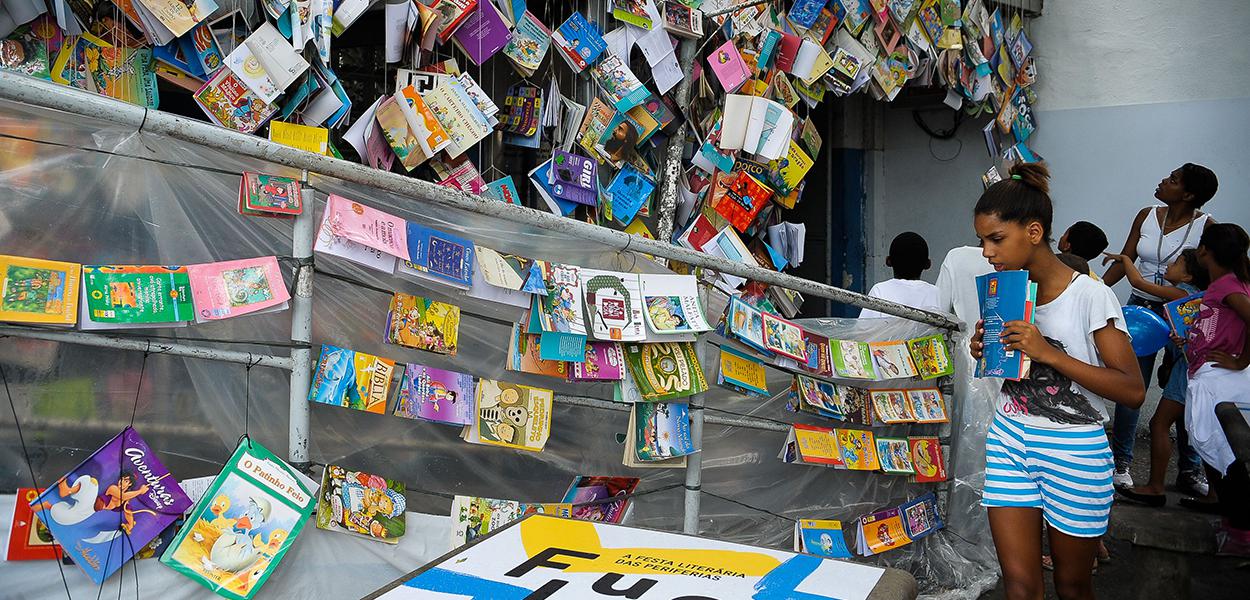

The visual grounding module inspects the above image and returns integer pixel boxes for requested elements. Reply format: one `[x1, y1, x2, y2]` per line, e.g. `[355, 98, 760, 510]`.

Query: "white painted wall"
[870, 0, 1250, 300]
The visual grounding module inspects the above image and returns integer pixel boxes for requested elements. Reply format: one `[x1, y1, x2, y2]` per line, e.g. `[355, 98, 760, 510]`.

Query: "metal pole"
[0, 73, 957, 330]
[287, 179, 315, 467]
[683, 341, 710, 534]
[0, 326, 293, 370]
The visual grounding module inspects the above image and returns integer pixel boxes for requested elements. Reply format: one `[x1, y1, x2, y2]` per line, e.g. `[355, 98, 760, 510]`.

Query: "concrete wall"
[869, 0, 1250, 299]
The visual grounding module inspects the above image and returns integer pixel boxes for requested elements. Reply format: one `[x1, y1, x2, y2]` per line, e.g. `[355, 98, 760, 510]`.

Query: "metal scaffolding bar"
[0, 326, 294, 370]
[287, 184, 316, 467]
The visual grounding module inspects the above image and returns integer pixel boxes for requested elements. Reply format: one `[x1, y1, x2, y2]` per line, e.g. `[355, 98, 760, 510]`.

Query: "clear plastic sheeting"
[0, 99, 996, 599]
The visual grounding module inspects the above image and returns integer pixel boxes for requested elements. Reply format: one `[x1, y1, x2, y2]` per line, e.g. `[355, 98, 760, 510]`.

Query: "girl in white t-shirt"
[970, 163, 1145, 600]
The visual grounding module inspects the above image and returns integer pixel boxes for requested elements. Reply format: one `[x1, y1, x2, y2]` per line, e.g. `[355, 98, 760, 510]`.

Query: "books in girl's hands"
[871, 390, 915, 424]
[856, 507, 911, 556]
[463, 379, 554, 452]
[550, 150, 598, 206]
[80, 265, 193, 326]
[560, 476, 640, 524]
[590, 51, 649, 112]
[908, 388, 948, 423]
[910, 436, 947, 483]
[640, 274, 712, 335]
[868, 340, 918, 379]
[779, 423, 843, 467]
[552, 12, 606, 73]
[630, 402, 697, 463]
[187, 256, 290, 323]
[34, 426, 192, 584]
[394, 363, 476, 426]
[909, 333, 955, 379]
[572, 342, 627, 381]
[581, 269, 646, 342]
[831, 339, 877, 380]
[403, 222, 476, 289]
[238, 172, 302, 216]
[308, 344, 396, 414]
[975, 270, 1032, 379]
[876, 437, 916, 475]
[0, 255, 80, 325]
[762, 312, 808, 361]
[612, 0, 653, 28]
[661, 2, 703, 39]
[424, 78, 493, 159]
[6, 488, 65, 561]
[718, 346, 769, 397]
[1165, 292, 1204, 339]
[837, 428, 881, 470]
[794, 519, 853, 559]
[899, 492, 944, 541]
[623, 342, 708, 402]
[385, 292, 461, 355]
[726, 295, 768, 353]
[315, 465, 406, 544]
[707, 39, 751, 93]
[160, 440, 313, 600]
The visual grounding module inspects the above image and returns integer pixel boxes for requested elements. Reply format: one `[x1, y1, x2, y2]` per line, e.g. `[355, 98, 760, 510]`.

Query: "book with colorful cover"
[430, 0, 480, 42]
[375, 96, 431, 171]
[571, 342, 626, 381]
[80, 265, 193, 324]
[909, 333, 954, 379]
[193, 67, 278, 134]
[718, 346, 768, 396]
[837, 428, 880, 471]
[186, 256, 289, 323]
[552, 12, 606, 73]
[323, 194, 411, 260]
[502, 11, 551, 75]
[238, 172, 303, 216]
[550, 149, 598, 206]
[577, 97, 616, 162]
[623, 342, 708, 401]
[160, 440, 312, 599]
[398, 84, 454, 156]
[589, 51, 649, 112]
[868, 340, 918, 379]
[531, 262, 587, 336]
[794, 519, 853, 559]
[507, 323, 570, 379]
[975, 270, 1030, 379]
[715, 171, 772, 233]
[831, 339, 877, 380]
[909, 436, 947, 483]
[633, 402, 696, 462]
[612, 0, 652, 28]
[394, 363, 476, 425]
[726, 295, 768, 353]
[833, 384, 874, 426]
[789, 0, 827, 29]
[639, 273, 712, 335]
[308, 344, 396, 414]
[0, 255, 80, 325]
[385, 292, 461, 356]
[315, 465, 405, 544]
[1165, 291, 1204, 339]
[34, 427, 192, 584]
[0, 18, 58, 80]
[899, 492, 943, 540]
[871, 390, 914, 423]
[423, 77, 492, 159]
[780, 423, 842, 466]
[707, 39, 751, 93]
[6, 488, 64, 561]
[875, 437, 915, 475]
[560, 476, 640, 524]
[908, 388, 948, 423]
[581, 269, 646, 342]
[464, 379, 553, 452]
[799, 329, 833, 377]
[856, 507, 911, 556]
[404, 222, 476, 289]
[605, 163, 655, 226]
[762, 312, 808, 361]
[449, 495, 521, 549]
[795, 374, 842, 419]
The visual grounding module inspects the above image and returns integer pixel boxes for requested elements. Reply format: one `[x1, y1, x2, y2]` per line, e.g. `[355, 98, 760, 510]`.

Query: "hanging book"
[794, 519, 853, 559]
[900, 493, 944, 541]
[313, 206, 398, 275]
[605, 163, 655, 226]
[662, 1, 704, 39]
[507, 323, 570, 379]
[640, 274, 712, 336]
[186, 256, 290, 323]
[501, 11, 551, 76]
[623, 404, 687, 469]
[831, 339, 877, 380]
[80, 265, 194, 325]
[0, 255, 80, 325]
[910, 436, 947, 483]
[856, 507, 911, 556]
[707, 39, 751, 93]
[314, 465, 406, 544]
[834, 384, 874, 426]
[5, 488, 64, 561]
[308, 344, 396, 414]
[33, 427, 192, 584]
[160, 440, 313, 600]
[394, 363, 476, 426]
[623, 342, 708, 402]
[581, 269, 646, 342]
[868, 340, 919, 379]
[403, 222, 475, 289]
[795, 374, 842, 419]
[762, 312, 808, 361]
[875, 437, 916, 475]
[323, 195, 411, 260]
[531, 262, 587, 336]
[612, 0, 652, 28]
[589, 51, 649, 112]
[571, 341, 626, 381]
[238, 172, 303, 216]
[464, 379, 553, 452]
[779, 423, 842, 467]
[475, 246, 532, 291]
[552, 12, 606, 73]
[871, 389, 915, 424]
[451, 0, 512, 66]
[550, 149, 599, 206]
[718, 346, 768, 397]
[837, 428, 880, 471]
[907, 388, 948, 423]
[560, 476, 640, 524]
[423, 77, 493, 158]
[725, 295, 768, 353]
[908, 333, 954, 379]
[632, 402, 697, 462]
[429, 0, 479, 42]
[799, 329, 833, 377]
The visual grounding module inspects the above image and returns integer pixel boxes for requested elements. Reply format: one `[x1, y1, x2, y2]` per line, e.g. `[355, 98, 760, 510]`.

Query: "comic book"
[856, 507, 911, 556]
[161, 440, 313, 599]
[868, 340, 918, 379]
[385, 292, 460, 355]
[530, 262, 587, 336]
[0, 255, 81, 325]
[5, 488, 64, 561]
[589, 51, 648, 111]
[623, 342, 708, 401]
[501, 11, 550, 76]
[463, 379, 553, 452]
[875, 437, 916, 475]
[315, 465, 406, 544]
[308, 344, 396, 414]
[908, 334, 954, 379]
[871, 390, 915, 424]
[34, 427, 192, 584]
[836, 428, 880, 471]
[560, 476, 639, 524]
[238, 172, 302, 217]
[831, 339, 877, 380]
[186, 257, 289, 323]
[907, 388, 948, 423]
[794, 374, 840, 419]
[1164, 292, 1204, 339]
[80, 265, 193, 325]
[193, 67, 278, 134]
[393, 363, 476, 426]
[794, 519, 853, 558]
[909, 436, 947, 483]
[571, 342, 626, 381]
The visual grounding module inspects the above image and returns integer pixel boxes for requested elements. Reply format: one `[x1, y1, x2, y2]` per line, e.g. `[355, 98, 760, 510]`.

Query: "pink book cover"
[707, 39, 751, 93]
[324, 194, 411, 260]
[187, 256, 291, 321]
[571, 341, 625, 381]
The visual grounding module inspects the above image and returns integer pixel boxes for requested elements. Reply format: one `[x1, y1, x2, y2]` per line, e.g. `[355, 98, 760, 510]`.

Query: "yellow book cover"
[718, 348, 767, 395]
[269, 120, 330, 155]
[793, 424, 841, 466]
[837, 428, 881, 471]
[385, 292, 461, 356]
[471, 379, 553, 452]
[0, 255, 81, 325]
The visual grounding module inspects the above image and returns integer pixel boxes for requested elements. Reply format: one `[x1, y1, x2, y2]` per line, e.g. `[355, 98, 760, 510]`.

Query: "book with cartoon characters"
[571, 341, 626, 381]
[33, 427, 192, 584]
[779, 423, 843, 467]
[834, 384, 875, 426]
[0, 255, 81, 325]
[308, 344, 396, 414]
[385, 292, 460, 356]
[831, 339, 877, 380]
[899, 492, 944, 541]
[581, 269, 646, 341]
[794, 374, 842, 419]
[907, 388, 948, 423]
[186, 256, 290, 323]
[448, 495, 521, 550]
[836, 428, 880, 471]
[560, 476, 640, 524]
[875, 437, 916, 475]
[552, 11, 606, 73]
[161, 440, 313, 599]
[1164, 291, 1204, 339]
[6, 488, 65, 561]
[718, 346, 769, 397]
[871, 390, 915, 424]
[726, 295, 768, 353]
[315, 465, 406, 544]
[639, 273, 712, 336]
[856, 507, 912, 556]
[908, 334, 954, 379]
[794, 518, 853, 558]
[238, 172, 303, 217]
[623, 342, 708, 401]
[463, 379, 553, 452]
[909, 436, 947, 483]
[762, 312, 808, 361]
[393, 363, 476, 426]
[506, 323, 570, 378]
[868, 340, 918, 379]
[632, 402, 696, 462]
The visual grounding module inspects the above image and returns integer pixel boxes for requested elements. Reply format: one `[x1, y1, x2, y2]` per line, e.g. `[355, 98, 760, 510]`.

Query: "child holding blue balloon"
[1105, 249, 1210, 506]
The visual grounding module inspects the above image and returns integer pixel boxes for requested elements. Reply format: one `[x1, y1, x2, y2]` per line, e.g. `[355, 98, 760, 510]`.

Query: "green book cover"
[908, 334, 954, 380]
[830, 339, 877, 380]
[623, 342, 708, 401]
[82, 265, 194, 323]
[160, 440, 314, 600]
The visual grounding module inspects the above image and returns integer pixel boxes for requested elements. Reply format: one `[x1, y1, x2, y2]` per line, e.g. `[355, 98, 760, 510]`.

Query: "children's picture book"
[762, 312, 808, 361]
[612, 0, 652, 28]
[779, 423, 842, 467]
[193, 55, 278, 134]
[34, 427, 192, 584]
[552, 11, 606, 73]
[794, 519, 853, 559]
[403, 221, 476, 289]
[507, 323, 570, 379]
[315, 465, 406, 544]
[581, 269, 646, 342]
[834, 385, 874, 426]
[909, 436, 947, 483]
[661, 1, 703, 39]
[718, 346, 769, 397]
[1165, 292, 1204, 339]
[531, 262, 587, 336]
[308, 344, 396, 414]
[385, 292, 460, 356]
[449, 495, 522, 549]
[871, 390, 914, 424]
[875, 437, 916, 475]
[423, 77, 493, 158]
[80, 265, 194, 325]
[6, 488, 64, 561]
[501, 11, 551, 76]
[589, 51, 649, 112]
[632, 401, 697, 462]
[186, 256, 290, 323]
[160, 440, 313, 600]
[975, 270, 1031, 379]
[727, 295, 767, 353]
[837, 428, 880, 471]
[707, 39, 750, 93]
[375, 96, 430, 171]
[799, 329, 833, 377]
[394, 363, 476, 426]
[0, 255, 80, 325]
[714, 171, 773, 233]
[831, 339, 877, 380]
[909, 333, 955, 379]
[465, 379, 553, 452]
[0, 17, 58, 80]
[314, 207, 398, 274]
[572, 341, 626, 381]
[639, 273, 712, 335]
[238, 172, 303, 216]
[560, 476, 640, 524]
[623, 342, 708, 402]
[856, 507, 911, 556]
[795, 374, 841, 419]
[908, 388, 948, 423]
[429, 0, 479, 42]
[868, 340, 918, 379]
[899, 492, 944, 541]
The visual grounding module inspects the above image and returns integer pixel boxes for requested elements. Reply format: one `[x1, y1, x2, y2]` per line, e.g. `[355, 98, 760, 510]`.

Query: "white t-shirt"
[936, 246, 994, 330]
[859, 278, 940, 319]
[997, 274, 1128, 428]
[1134, 205, 1209, 301]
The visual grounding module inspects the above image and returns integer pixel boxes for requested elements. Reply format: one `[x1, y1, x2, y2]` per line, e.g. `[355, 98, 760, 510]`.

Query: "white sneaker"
[1113, 467, 1133, 489]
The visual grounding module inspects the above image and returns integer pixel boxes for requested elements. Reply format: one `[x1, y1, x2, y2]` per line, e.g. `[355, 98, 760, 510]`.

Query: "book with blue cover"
[404, 222, 476, 289]
[1164, 292, 1204, 339]
[794, 519, 853, 559]
[552, 12, 606, 73]
[975, 270, 1031, 380]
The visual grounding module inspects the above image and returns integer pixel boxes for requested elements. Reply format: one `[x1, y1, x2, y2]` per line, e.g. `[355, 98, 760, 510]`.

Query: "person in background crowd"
[971, 163, 1144, 600]
[1101, 163, 1218, 490]
[936, 245, 995, 330]
[1059, 221, 1110, 263]
[860, 232, 939, 318]
[1056, 253, 1091, 276]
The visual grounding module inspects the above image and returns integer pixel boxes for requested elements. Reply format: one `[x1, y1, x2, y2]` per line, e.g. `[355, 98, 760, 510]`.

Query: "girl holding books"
[970, 163, 1145, 600]
[1178, 223, 1250, 556]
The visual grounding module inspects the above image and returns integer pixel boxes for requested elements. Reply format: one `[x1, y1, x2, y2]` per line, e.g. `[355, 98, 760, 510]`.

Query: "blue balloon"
[1123, 305, 1170, 356]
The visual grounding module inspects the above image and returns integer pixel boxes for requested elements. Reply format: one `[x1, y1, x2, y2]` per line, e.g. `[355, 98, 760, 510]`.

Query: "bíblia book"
[308, 344, 396, 414]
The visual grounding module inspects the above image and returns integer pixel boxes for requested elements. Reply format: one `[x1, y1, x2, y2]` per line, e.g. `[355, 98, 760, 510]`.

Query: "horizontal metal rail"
[0, 326, 294, 370]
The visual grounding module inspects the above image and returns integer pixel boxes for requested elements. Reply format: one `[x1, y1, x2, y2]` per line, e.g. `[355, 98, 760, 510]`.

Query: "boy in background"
[1059, 221, 1110, 262]
[859, 232, 939, 318]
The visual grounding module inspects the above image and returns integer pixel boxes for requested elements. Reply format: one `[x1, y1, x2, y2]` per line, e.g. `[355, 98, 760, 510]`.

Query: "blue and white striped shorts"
[981, 415, 1114, 538]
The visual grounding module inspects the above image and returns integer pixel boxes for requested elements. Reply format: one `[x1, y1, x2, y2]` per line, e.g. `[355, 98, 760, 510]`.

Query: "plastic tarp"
[0, 98, 997, 598]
